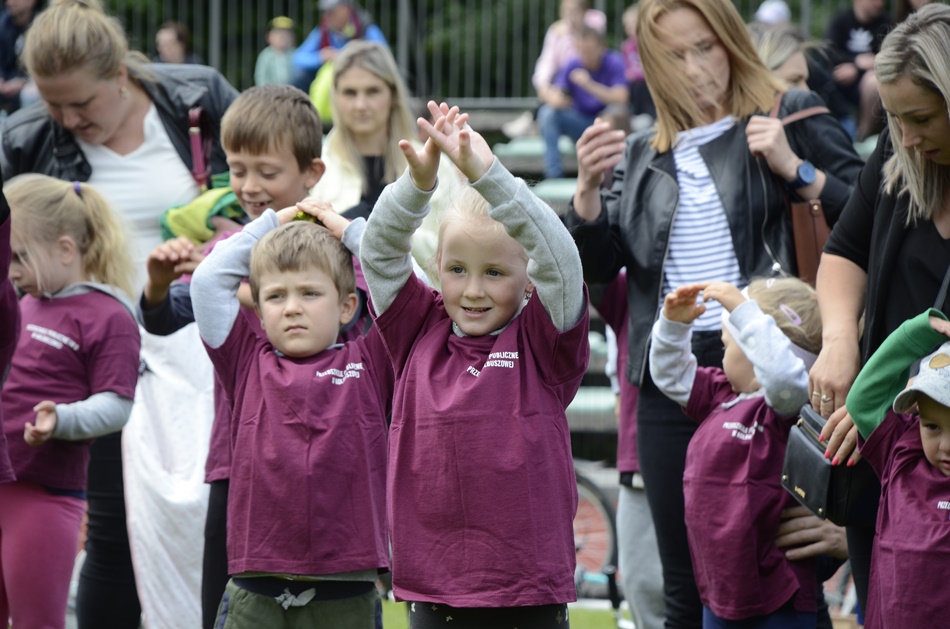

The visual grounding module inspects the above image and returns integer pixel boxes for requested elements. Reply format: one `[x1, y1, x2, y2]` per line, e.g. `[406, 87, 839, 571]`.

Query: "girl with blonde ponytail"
[0, 173, 141, 629]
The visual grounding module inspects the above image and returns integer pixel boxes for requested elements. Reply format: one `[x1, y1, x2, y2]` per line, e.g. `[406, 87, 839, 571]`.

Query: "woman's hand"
[663, 284, 706, 324]
[24, 401, 57, 447]
[701, 281, 745, 313]
[819, 405, 862, 466]
[809, 335, 861, 417]
[746, 116, 800, 182]
[574, 119, 626, 204]
[775, 505, 849, 561]
[417, 101, 494, 183]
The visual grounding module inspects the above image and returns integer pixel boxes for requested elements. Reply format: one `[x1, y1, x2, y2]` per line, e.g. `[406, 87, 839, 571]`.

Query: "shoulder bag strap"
[188, 107, 212, 190]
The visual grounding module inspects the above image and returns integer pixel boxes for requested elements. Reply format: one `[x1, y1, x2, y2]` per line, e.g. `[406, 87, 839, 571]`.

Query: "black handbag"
[780, 404, 875, 526]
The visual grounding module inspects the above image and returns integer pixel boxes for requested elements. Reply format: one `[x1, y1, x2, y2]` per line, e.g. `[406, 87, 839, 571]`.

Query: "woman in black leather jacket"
[0, 2, 237, 628]
[564, 0, 862, 625]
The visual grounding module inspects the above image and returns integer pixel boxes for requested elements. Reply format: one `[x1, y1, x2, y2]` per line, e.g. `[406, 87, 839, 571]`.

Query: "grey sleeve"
[191, 210, 279, 348]
[730, 300, 810, 418]
[649, 315, 696, 407]
[359, 172, 436, 314]
[53, 391, 134, 440]
[345, 215, 432, 288]
[473, 159, 585, 331]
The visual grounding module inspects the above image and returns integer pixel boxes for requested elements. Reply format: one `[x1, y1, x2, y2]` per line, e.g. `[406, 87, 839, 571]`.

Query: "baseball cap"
[269, 16, 295, 31]
[319, 0, 349, 10]
[893, 341, 950, 413]
[754, 0, 792, 25]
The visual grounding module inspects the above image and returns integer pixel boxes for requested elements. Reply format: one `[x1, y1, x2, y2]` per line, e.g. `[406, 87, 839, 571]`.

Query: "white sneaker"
[502, 111, 536, 138]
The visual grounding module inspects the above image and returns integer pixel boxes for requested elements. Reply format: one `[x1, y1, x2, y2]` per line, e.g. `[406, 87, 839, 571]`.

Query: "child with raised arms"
[649, 278, 822, 628]
[190, 197, 392, 629]
[842, 309, 950, 628]
[359, 102, 589, 628]
[138, 84, 329, 629]
[0, 175, 141, 629]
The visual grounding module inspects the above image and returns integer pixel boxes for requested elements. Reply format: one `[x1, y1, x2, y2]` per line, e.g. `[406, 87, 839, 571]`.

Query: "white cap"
[754, 0, 792, 25]
[893, 341, 950, 413]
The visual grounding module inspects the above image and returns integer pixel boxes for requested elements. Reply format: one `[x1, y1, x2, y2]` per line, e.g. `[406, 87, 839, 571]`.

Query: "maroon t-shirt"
[375, 274, 590, 607]
[3, 290, 140, 491]
[860, 412, 950, 628]
[684, 368, 816, 620]
[593, 271, 639, 474]
[0, 215, 18, 484]
[206, 314, 393, 576]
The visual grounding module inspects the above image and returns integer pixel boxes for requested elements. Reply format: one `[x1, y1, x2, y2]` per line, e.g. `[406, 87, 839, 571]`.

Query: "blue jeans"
[537, 105, 595, 178]
[702, 605, 816, 629]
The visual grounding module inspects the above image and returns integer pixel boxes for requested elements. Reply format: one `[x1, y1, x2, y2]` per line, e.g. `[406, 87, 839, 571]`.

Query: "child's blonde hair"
[221, 84, 323, 172]
[6, 174, 134, 298]
[746, 277, 821, 355]
[248, 221, 356, 306]
[433, 187, 527, 270]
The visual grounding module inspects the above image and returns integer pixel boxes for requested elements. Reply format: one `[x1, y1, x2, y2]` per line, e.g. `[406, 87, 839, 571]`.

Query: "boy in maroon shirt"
[191, 200, 392, 628]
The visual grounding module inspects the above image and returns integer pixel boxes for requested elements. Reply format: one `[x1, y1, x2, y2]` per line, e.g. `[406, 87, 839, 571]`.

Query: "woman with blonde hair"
[312, 39, 461, 272]
[0, 2, 237, 627]
[812, 3, 950, 619]
[564, 0, 862, 624]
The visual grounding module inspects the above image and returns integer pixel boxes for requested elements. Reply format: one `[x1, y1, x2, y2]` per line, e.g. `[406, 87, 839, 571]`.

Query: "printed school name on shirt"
[937, 501, 950, 520]
[314, 362, 364, 386]
[27, 324, 80, 351]
[722, 420, 763, 441]
[466, 351, 520, 378]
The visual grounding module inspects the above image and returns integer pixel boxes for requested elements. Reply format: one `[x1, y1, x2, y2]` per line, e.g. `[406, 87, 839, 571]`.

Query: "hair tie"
[72, 181, 82, 197]
[779, 303, 802, 326]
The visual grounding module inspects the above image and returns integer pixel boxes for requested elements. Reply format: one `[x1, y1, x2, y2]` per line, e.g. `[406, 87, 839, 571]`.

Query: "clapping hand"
[701, 281, 746, 313]
[663, 284, 706, 324]
[414, 101, 495, 183]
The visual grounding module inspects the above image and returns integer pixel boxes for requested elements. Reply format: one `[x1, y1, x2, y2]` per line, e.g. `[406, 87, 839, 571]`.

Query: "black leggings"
[844, 475, 881, 619]
[637, 330, 724, 629]
[408, 602, 569, 629]
[76, 431, 142, 629]
[202, 479, 230, 629]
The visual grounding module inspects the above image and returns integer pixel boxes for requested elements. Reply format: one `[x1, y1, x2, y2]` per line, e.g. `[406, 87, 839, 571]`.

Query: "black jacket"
[0, 63, 238, 181]
[565, 89, 863, 385]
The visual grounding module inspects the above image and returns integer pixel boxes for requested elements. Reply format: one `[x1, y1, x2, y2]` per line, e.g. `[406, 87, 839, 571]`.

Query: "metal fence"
[108, 0, 852, 108]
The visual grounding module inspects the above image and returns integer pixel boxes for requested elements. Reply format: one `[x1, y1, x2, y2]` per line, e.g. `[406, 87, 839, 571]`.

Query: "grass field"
[382, 600, 618, 629]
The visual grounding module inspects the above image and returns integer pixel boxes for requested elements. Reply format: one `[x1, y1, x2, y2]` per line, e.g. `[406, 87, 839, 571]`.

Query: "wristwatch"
[789, 160, 816, 189]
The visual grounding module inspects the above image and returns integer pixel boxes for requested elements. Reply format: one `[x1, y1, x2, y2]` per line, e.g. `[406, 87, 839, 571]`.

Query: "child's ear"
[524, 280, 535, 301]
[56, 235, 78, 266]
[339, 291, 359, 327]
[306, 158, 326, 189]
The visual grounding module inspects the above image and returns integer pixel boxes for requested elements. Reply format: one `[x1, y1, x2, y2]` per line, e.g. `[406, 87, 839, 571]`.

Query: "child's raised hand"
[275, 198, 333, 225]
[930, 315, 950, 338]
[144, 237, 204, 306]
[296, 199, 349, 240]
[24, 400, 57, 447]
[418, 100, 495, 183]
[701, 281, 745, 312]
[663, 284, 706, 324]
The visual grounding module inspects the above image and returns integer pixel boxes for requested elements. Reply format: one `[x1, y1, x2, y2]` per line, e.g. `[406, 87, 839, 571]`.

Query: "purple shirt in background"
[376, 275, 589, 607]
[3, 291, 140, 491]
[553, 50, 627, 118]
[684, 368, 816, 620]
[0, 215, 18, 484]
[860, 412, 950, 628]
[206, 313, 393, 576]
[593, 271, 639, 474]
[621, 38, 644, 83]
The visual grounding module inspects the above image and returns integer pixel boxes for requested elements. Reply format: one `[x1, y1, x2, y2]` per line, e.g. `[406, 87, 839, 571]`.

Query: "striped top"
[664, 116, 743, 331]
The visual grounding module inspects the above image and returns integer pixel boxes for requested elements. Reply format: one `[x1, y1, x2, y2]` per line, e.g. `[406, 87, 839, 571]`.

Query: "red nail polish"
[824, 450, 831, 459]
[832, 457, 839, 466]
[847, 459, 855, 467]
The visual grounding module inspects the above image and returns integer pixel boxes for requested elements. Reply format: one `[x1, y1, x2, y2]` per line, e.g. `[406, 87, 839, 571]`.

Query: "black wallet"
[781, 404, 875, 526]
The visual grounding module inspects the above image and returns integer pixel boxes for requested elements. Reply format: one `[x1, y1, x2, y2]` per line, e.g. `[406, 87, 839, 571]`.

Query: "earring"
[120, 86, 129, 100]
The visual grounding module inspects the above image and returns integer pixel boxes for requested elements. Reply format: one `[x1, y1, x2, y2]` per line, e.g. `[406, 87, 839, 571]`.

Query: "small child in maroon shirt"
[844, 309, 950, 629]
[360, 102, 589, 628]
[0, 175, 141, 629]
[191, 199, 392, 629]
[650, 277, 822, 628]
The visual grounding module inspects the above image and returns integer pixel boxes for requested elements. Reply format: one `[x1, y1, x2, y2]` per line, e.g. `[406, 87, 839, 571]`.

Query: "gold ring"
[821, 395, 832, 403]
